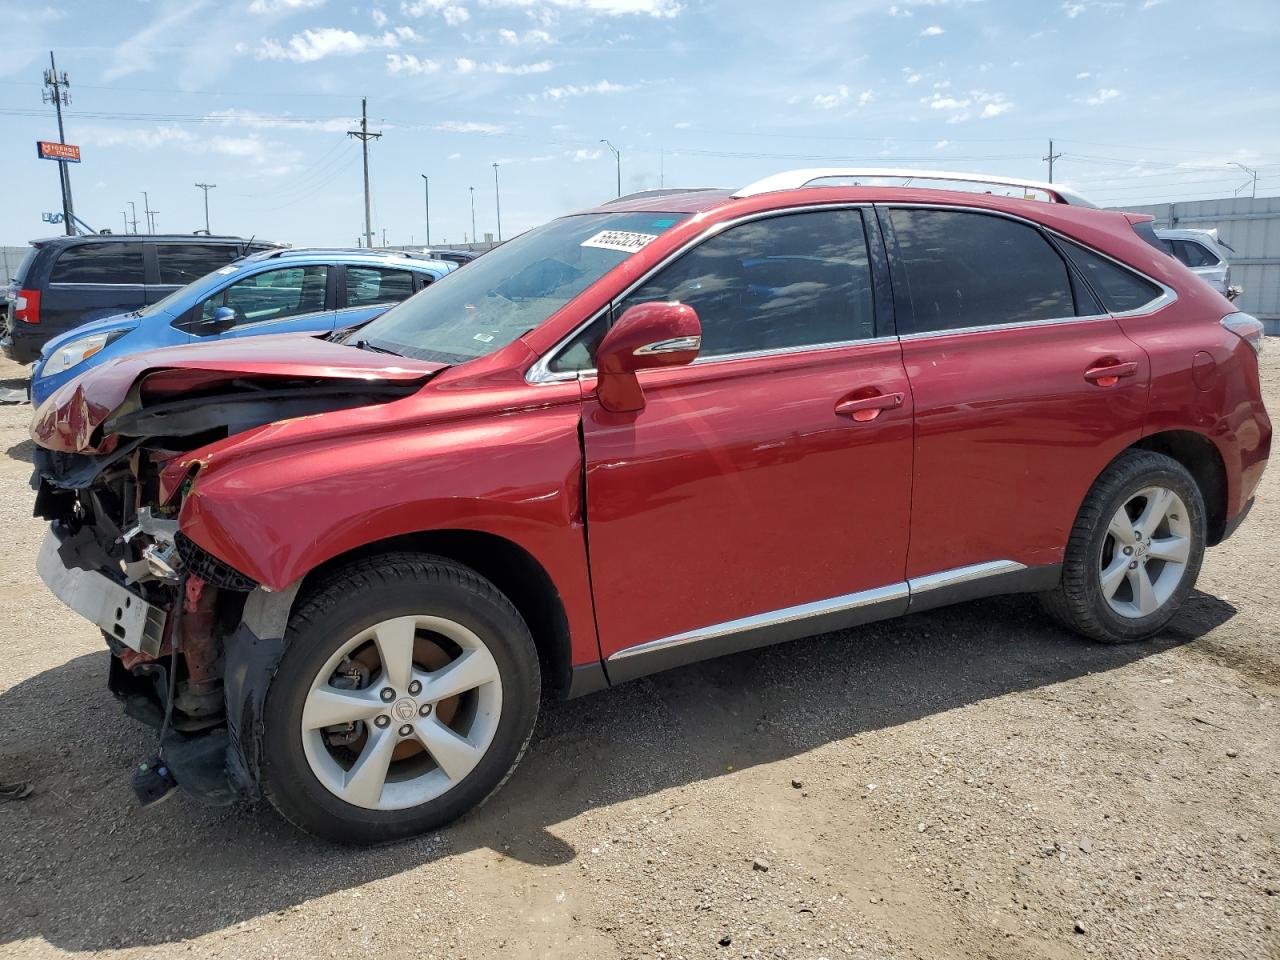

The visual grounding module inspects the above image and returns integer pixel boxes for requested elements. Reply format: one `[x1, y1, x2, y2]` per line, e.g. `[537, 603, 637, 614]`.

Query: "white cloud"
[674, 121, 692, 129]
[1085, 87, 1120, 104]
[858, 89, 874, 105]
[1075, 71, 1091, 79]
[887, 5, 913, 15]
[481, 0, 683, 17]
[905, 72, 922, 84]
[257, 26, 416, 62]
[372, 8, 389, 26]
[921, 24, 943, 35]
[541, 79, 634, 99]
[447, 152, 462, 159]
[247, 0, 325, 12]
[455, 56, 476, 73]
[499, 26, 554, 44]
[103, 1, 210, 81]
[924, 93, 969, 110]
[933, 139, 949, 149]
[980, 100, 1012, 117]
[813, 84, 849, 110]
[401, 0, 470, 23]
[1062, 1, 1087, 16]
[435, 120, 506, 134]
[386, 53, 442, 74]
[572, 148, 603, 161]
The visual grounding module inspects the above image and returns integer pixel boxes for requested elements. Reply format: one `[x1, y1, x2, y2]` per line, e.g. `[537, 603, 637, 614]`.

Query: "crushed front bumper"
[36, 527, 167, 655]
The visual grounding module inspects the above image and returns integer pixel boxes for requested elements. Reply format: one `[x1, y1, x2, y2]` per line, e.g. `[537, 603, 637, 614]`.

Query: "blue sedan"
[32, 248, 455, 405]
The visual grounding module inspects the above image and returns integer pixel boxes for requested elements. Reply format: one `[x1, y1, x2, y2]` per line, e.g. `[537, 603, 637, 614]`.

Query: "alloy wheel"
[300, 615, 504, 810]
[1098, 485, 1192, 619]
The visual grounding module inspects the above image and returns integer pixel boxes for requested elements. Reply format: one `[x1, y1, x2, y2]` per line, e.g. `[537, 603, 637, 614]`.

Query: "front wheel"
[1042, 450, 1206, 644]
[259, 553, 540, 844]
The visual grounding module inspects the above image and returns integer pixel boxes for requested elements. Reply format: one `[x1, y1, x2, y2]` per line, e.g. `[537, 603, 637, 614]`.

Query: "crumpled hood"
[38, 311, 142, 360]
[31, 331, 443, 454]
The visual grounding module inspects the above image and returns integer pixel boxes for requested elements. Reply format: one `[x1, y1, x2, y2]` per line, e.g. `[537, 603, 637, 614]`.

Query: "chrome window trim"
[606, 559, 1025, 663]
[882, 202, 1177, 338]
[526, 203, 877, 385]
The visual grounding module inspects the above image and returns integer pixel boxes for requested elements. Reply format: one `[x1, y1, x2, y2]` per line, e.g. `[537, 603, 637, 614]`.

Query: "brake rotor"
[347, 632, 463, 762]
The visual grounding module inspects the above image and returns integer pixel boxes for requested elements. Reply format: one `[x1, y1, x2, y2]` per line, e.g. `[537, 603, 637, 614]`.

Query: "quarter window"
[888, 209, 1074, 335]
[1056, 238, 1164, 314]
[157, 244, 240, 284]
[617, 209, 876, 358]
[197, 265, 329, 329]
[50, 243, 145, 284]
[345, 267, 417, 308]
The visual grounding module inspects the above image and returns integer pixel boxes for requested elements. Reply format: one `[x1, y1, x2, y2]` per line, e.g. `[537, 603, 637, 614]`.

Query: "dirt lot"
[0, 352, 1276, 960]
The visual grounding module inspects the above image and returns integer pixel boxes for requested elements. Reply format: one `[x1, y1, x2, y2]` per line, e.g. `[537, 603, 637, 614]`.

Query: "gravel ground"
[0, 353, 1276, 960]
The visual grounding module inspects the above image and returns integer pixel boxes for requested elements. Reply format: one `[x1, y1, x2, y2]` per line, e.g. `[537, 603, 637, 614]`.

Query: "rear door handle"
[1084, 360, 1139, 387]
[835, 391, 904, 422]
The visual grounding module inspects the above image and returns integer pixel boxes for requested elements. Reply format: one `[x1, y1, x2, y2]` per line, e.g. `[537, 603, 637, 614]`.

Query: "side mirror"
[199, 305, 236, 334]
[595, 301, 701, 413]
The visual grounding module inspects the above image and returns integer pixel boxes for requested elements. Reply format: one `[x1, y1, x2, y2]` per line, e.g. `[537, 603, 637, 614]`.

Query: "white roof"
[733, 168, 1096, 208]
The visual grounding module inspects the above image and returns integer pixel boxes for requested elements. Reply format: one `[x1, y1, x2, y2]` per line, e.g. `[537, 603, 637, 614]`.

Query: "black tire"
[1041, 450, 1206, 644]
[259, 553, 540, 844]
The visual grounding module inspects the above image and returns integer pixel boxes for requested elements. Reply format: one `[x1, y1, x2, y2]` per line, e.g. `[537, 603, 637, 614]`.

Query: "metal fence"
[1111, 196, 1280, 334]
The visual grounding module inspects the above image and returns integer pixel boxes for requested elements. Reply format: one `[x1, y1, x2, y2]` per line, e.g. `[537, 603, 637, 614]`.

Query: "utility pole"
[382, 227, 387, 247]
[600, 139, 621, 197]
[142, 191, 153, 234]
[469, 186, 476, 245]
[194, 182, 216, 233]
[122, 210, 128, 234]
[493, 162, 502, 242]
[347, 97, 382, 250]
[1043, 138, 1062, 183]
[150, 211, 159, 233]
[42, 51, 75, 236]
[1231, 162, 1258, 199]
[127, 200, 139, 234]
[421, 174, 430, 248]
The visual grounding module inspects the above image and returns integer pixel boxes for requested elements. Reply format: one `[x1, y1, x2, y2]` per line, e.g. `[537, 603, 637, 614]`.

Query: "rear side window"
[888, 209, 1074, 334]
[345, 266, 416, 307]
[617, 209, 876, 358]
[1170, 239, 1220, 268]
[157, 244, 240, 284]
[50, 243, 144, 284]
[1056, 238, 1164, 313]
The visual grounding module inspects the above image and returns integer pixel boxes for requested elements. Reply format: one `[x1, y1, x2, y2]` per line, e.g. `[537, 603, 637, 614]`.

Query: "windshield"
[352, 211, 689, 363]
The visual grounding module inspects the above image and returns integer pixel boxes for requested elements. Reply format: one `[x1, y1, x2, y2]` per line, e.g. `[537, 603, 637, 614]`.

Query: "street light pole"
[421, 174, 430, 248]
[493, 162, 502, 242]
[600, 139, 620, 197]
[469, 185, 476, 244]
[127, 200, 138, 234]
[1231, 162, 1258, 199]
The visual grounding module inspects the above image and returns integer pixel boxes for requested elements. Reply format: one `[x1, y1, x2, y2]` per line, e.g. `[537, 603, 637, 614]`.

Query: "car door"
[179, 264, 336, 342]
[332, 264, 423, 329]
[577, 207, 914, 679]
[880, 205, 1152, 598]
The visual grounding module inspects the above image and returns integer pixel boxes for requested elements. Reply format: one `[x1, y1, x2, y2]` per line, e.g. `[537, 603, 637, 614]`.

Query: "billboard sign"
[37, 141, 81, 163]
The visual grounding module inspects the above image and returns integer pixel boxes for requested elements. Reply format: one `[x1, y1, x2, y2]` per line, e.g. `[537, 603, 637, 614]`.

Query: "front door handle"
[835, 391, 904, 422]
[1084, 360, 1139, 387]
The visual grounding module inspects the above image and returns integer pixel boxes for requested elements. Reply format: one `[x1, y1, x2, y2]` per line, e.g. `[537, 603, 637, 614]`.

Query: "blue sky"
[2, 0, 1277, 246]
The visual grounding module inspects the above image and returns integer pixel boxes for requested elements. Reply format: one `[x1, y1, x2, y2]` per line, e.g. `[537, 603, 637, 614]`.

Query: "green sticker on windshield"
[651, 218, 677, 228]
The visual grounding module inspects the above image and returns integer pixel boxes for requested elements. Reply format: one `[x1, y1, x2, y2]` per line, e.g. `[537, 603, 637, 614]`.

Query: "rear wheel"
[259, 553, 540, 844]
[1042, 450, 1205, 643]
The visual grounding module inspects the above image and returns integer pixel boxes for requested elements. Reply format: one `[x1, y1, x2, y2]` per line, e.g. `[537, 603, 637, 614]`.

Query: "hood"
[39, 311, 141, 359]
[32, 331, 444, 454]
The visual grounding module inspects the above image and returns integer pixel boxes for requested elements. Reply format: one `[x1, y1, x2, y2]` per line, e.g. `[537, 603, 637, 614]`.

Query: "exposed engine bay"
[32, 366, 434, 804]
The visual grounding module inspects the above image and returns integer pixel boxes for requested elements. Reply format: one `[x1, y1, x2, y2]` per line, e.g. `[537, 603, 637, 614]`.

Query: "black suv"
[3, 234, 279, 364]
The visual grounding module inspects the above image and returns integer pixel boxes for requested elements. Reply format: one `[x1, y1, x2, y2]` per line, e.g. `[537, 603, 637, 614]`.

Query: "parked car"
[31, 169, 1270, 843]
[3, 234, 281, 365]
[29, 248, 455, 405]
[422, 248, 480, 266]
[1155, 227, 1237, 298]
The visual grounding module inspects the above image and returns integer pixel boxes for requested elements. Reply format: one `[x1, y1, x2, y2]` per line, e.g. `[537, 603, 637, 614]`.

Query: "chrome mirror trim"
[634, 335, 701, 356]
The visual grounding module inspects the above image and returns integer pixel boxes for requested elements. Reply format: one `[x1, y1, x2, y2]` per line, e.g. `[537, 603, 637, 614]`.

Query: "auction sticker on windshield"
[581, 230, 659, 253]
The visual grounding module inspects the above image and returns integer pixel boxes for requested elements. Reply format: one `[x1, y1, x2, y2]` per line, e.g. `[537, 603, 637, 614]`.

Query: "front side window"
[345, 266, 416, 308]
[353, 211, 689, 363]
[198, 265, 329, 328]
[1056, 238, 1164, 314]
[889, 209, 1075, 334]
[158, 244, 239, 285]
[50, 243, 145, 285]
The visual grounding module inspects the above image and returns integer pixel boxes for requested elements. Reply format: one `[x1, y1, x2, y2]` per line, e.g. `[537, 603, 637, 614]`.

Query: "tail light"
[13, 288, 40, 325]
[1221, 312, 1264, 355]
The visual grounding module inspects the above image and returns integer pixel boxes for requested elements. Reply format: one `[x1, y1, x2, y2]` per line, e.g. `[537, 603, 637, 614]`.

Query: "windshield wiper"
[353, 339, 402, 356]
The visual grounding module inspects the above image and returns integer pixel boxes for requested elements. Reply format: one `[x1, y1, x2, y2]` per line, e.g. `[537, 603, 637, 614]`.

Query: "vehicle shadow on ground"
[0, 589, 1236, 951]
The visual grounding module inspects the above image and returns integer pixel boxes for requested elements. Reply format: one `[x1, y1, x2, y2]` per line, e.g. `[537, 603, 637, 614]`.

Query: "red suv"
[31, 170, 1270, 842]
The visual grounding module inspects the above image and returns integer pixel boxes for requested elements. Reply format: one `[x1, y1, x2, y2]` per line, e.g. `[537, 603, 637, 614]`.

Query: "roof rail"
[732, 168, 1096, 208]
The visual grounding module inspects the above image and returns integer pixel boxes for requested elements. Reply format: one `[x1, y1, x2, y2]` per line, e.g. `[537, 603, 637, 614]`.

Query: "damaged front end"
[31, 341, 441, 805]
